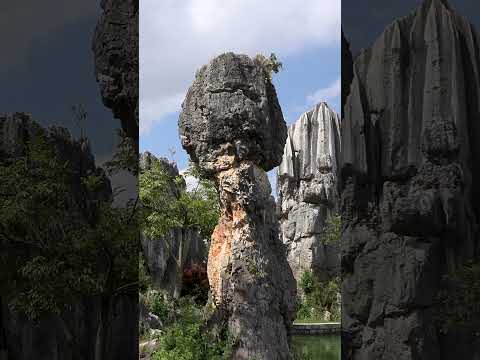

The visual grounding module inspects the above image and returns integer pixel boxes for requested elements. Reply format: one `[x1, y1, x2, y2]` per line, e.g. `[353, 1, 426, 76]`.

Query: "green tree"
[0, 127, 139, 360]
[140, 160, 219, 299]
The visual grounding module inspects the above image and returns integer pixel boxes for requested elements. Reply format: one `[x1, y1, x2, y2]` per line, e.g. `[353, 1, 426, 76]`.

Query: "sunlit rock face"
[179, 52, 296, 360]
[341, 0, 480, 358]
[277, 102, 341, 284]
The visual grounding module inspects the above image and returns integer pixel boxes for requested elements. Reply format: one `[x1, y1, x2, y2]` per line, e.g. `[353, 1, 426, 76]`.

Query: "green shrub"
[254, 53, 283, 81]
[297, 271, 340, 323]
[321, 214, 342, 244]
[151, 297, 233, 360]
[300, 270, 315, 294]
[144, 291, 175, 324]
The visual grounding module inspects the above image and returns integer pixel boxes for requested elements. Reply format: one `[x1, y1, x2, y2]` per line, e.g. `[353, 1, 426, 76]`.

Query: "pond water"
[292, 334, 340, 360]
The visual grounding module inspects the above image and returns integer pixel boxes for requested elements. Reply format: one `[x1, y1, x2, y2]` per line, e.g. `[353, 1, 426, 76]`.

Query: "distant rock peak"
[277, 102, 341, 285]
[279, 102, 341, 181]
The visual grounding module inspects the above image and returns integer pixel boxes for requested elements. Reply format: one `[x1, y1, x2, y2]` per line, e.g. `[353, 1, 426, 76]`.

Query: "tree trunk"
[56, 316, 80, 360]
[95, 294, 113, 360]
[0, 297, 7, 360]
[173, 229, 184, 299]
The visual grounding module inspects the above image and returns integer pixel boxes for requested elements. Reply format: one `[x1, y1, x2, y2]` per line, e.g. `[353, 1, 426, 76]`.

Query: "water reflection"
[292, 335, 340, 360]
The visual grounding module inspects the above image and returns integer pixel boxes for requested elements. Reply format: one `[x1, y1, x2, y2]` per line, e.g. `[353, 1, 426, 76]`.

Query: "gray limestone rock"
[93, 0, 138, 142]
[179, 53, 296, 360]
[341, 1, 480, 358]
[179, 52, 287, 176]
[277, 102, 341, 284]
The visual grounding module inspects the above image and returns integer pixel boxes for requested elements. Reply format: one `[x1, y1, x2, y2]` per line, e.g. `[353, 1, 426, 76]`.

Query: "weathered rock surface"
[179, 52, 287, 176]
[180, 52, 296, 359]
[277, 102, 341, 284]
[0, 113, 137, 360]
[341, 0, 480, 358]
[93, 0, 138, 142]
[139, 152, 208, 296]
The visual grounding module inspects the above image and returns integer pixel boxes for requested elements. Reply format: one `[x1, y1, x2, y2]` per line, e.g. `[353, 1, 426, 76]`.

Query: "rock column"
[277, 102, 341, 284]
[179, 52, 296, 360]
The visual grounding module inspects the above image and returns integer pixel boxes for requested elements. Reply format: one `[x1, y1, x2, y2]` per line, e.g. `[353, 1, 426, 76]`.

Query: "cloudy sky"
[139, 0, 341, 192]
[0, 1, 120, 162]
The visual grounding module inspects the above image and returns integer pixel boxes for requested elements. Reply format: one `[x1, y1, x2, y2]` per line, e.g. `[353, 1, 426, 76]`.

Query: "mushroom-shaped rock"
[179, 53, 296, 360]
[179, 52, 287, 175]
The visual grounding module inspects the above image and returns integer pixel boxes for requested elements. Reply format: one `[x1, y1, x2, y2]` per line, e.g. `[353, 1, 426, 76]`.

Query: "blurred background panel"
[0, 1, 138, 359]
[341, 1, 480, 359]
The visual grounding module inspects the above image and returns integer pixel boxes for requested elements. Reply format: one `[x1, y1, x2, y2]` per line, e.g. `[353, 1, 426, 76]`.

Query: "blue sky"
[140, 0, 340, 193]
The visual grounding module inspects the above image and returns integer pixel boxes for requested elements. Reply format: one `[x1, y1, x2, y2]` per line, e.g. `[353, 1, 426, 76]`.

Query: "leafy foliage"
[297, 271, 340, 323]
[254, 52, 283, 81]
[139, 160, 219, 246]
[181, 264, 209, 304]
[436, 261, 480, 336]
[144, 296, 233, 360]
[321, 214, 342, 244]
[0, 129, 139, 321]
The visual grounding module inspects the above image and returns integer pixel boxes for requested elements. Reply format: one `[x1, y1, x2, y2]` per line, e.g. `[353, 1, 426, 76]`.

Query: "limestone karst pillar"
[179, 52, 297, 360]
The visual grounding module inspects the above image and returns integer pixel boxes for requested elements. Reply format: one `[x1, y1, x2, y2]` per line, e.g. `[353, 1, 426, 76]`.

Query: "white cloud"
[306, 77, 341, 105]
[140, 0, 340, 134]
[140, 92, 185, 134]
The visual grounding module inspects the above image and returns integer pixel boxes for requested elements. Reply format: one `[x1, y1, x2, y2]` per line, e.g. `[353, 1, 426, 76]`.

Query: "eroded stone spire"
[277, 102, 341, 284]
[179, 52, 296, 359]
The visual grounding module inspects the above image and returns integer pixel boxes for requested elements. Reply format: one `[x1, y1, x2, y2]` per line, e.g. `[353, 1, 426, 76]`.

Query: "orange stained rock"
[208, 198, 247, 304]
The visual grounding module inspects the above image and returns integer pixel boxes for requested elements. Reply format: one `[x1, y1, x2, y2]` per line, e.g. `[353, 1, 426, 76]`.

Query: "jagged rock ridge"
[277, 102, 341, 284]
[341, 0, 480, 358]
[180, 52, 296, 360]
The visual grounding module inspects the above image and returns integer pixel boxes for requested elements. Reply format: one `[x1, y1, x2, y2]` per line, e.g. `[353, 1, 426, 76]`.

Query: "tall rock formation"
[341, 0, 480, 358]
[179, 52, 296, 359]
[278, 102, 341, 284]
[139, 152, 207, 296]
[93, 0, 139, 143]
